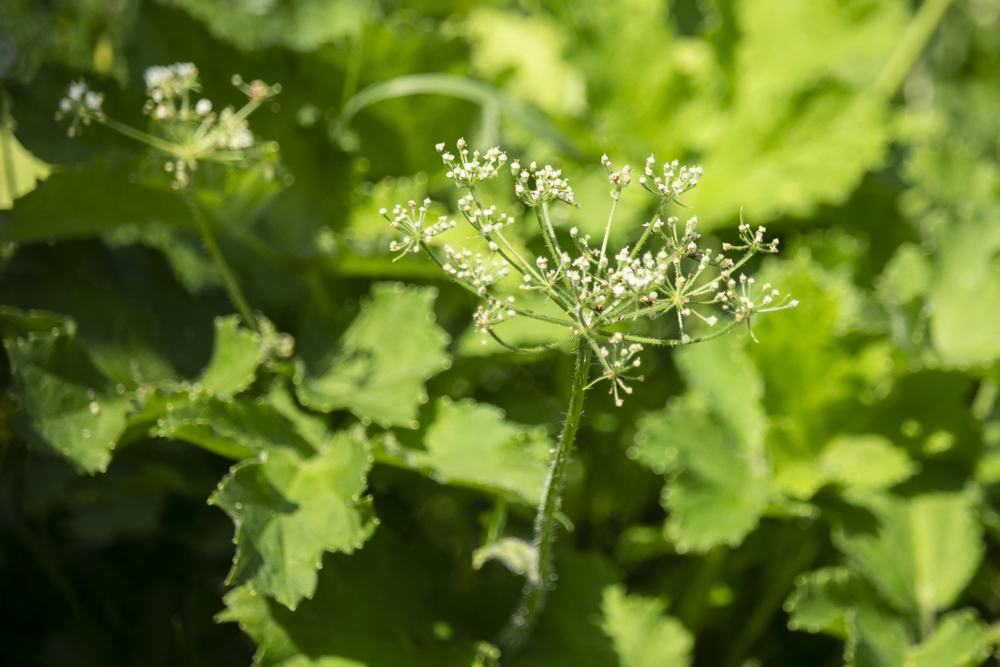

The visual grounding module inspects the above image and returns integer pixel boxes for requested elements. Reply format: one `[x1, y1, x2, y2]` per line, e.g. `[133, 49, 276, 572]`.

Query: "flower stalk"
[498, 336, 591, 653]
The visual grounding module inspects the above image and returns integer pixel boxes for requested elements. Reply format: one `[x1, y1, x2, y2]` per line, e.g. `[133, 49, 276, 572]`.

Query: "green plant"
[382, 139, 795, 651]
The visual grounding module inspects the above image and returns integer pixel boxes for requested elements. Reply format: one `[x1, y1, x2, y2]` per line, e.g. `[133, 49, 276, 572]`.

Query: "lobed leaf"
[408, 399, 551, 505]
[211, 429, 375, 609]
[296, 282, 450, 428]
[833, 491, 984, 618]
[600, 584, 693, 667]
[5, 322, 128, 474]
[198, 315, 263, 398]
[157, 395, 313, 461]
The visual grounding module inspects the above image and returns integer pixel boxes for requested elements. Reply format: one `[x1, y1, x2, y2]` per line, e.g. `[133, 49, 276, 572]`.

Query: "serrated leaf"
[296, 282, 449, 428]
[788, 570, 994, 667]
[5, 327, 128, 474]
[158, 395, 313, 461]
[600, 584, 693, 667]
[817, 435, 916, 491]
[198, 315, 262, 398]
[786, 567, 885, 638]
[907, 610, 994, 667]
[210, 430, 375, 609]
[218, 531, 482, 667]
[834, 491, 984, 618]
[409, 399, 551, 505]
[633, 397, 771, 552]
[688, 0, 905, 226]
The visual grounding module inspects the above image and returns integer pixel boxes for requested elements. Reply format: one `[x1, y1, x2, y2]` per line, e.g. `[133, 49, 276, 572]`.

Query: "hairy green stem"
[183, 187, 259, 333]
[875, 0, 954, 99]
[499, 337, 591, 655]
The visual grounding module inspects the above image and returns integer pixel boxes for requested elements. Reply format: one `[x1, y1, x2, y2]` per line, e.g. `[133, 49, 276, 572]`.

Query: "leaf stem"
[498, 337, 591, 655]
[875, 0, 954, 99]
[183, 186, 259, 333]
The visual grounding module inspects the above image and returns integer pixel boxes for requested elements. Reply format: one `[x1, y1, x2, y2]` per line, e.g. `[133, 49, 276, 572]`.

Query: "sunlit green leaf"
[816, 435, 916, 491]
[834, 491, 984, 617]
[600, 584, 693, 667]
[198, 315, 262, 398]
[633, 396, 771, 552]
[296, 282, 450, 428]
[211, 429, 375, 609]
[0, 109, 51, 209]
[407, 399, 551, 505]
[158, 395, 313, 461]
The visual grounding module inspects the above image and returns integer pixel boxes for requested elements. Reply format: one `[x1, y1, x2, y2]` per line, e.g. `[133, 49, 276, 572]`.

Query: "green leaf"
[0, 162, 192, 243]
[210, 429, 375, 609]
[833, 491, 984, 618]
[929, 216, 1000, 366]
[881, 242, 931, 304]
[0, 305, 73, 339]
[158, 0, 369, 52]
[5, 326, 128, 474]
[688, 0, 905, 226]
[816, 435, 916, 491]
[786, 567, 875, 639]
[0, 109, 51, 209]
[218, 531, 483, 666]
[296, 282, 450, 428]
[157, 395, 313, 461]
[787, 570, 995, 667]
[407, 399, 552, 505]
[198, 315, 262, 398]
[907, 610, 994, 667]
[673, 336, 767, 452]
[600, 584, 693, 667]
[464, 7, 586, 117]
[633, 396, 771, 552]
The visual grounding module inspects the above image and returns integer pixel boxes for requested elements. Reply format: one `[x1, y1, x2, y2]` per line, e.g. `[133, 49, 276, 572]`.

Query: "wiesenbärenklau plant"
[54, 63, 281, 333]
[382, 139, 797, 654]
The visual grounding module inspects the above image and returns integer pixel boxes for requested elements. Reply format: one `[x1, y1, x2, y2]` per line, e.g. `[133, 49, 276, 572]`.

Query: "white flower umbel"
[56, 63, 280, 189]
[383, 140, 796, 655]
[56, 63, 283, 335]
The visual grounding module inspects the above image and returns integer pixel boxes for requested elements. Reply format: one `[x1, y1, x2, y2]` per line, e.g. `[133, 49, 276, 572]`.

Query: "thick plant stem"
[499, 338, 591, 655]
[183, 187, 259, 333]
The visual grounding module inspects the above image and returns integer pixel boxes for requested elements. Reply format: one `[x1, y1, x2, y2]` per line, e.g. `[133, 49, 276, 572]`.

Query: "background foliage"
[3, 1, 1000, 665]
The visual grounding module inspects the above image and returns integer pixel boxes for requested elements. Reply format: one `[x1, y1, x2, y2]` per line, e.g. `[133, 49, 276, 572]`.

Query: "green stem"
[599, 196, 618, 266]
[183, 187, 259, 333]
[875, 0, 954, 99]
[100, 117, 180, 155]
[499, 337, 591, 655]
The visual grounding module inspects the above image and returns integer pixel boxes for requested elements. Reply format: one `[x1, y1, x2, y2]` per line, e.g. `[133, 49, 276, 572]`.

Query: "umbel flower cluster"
[56, 62, 280, 188]
[382, 140, 797, 405]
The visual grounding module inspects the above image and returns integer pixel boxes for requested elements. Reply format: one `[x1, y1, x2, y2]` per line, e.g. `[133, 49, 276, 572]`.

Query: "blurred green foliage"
[2, 1, 1000, 666]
